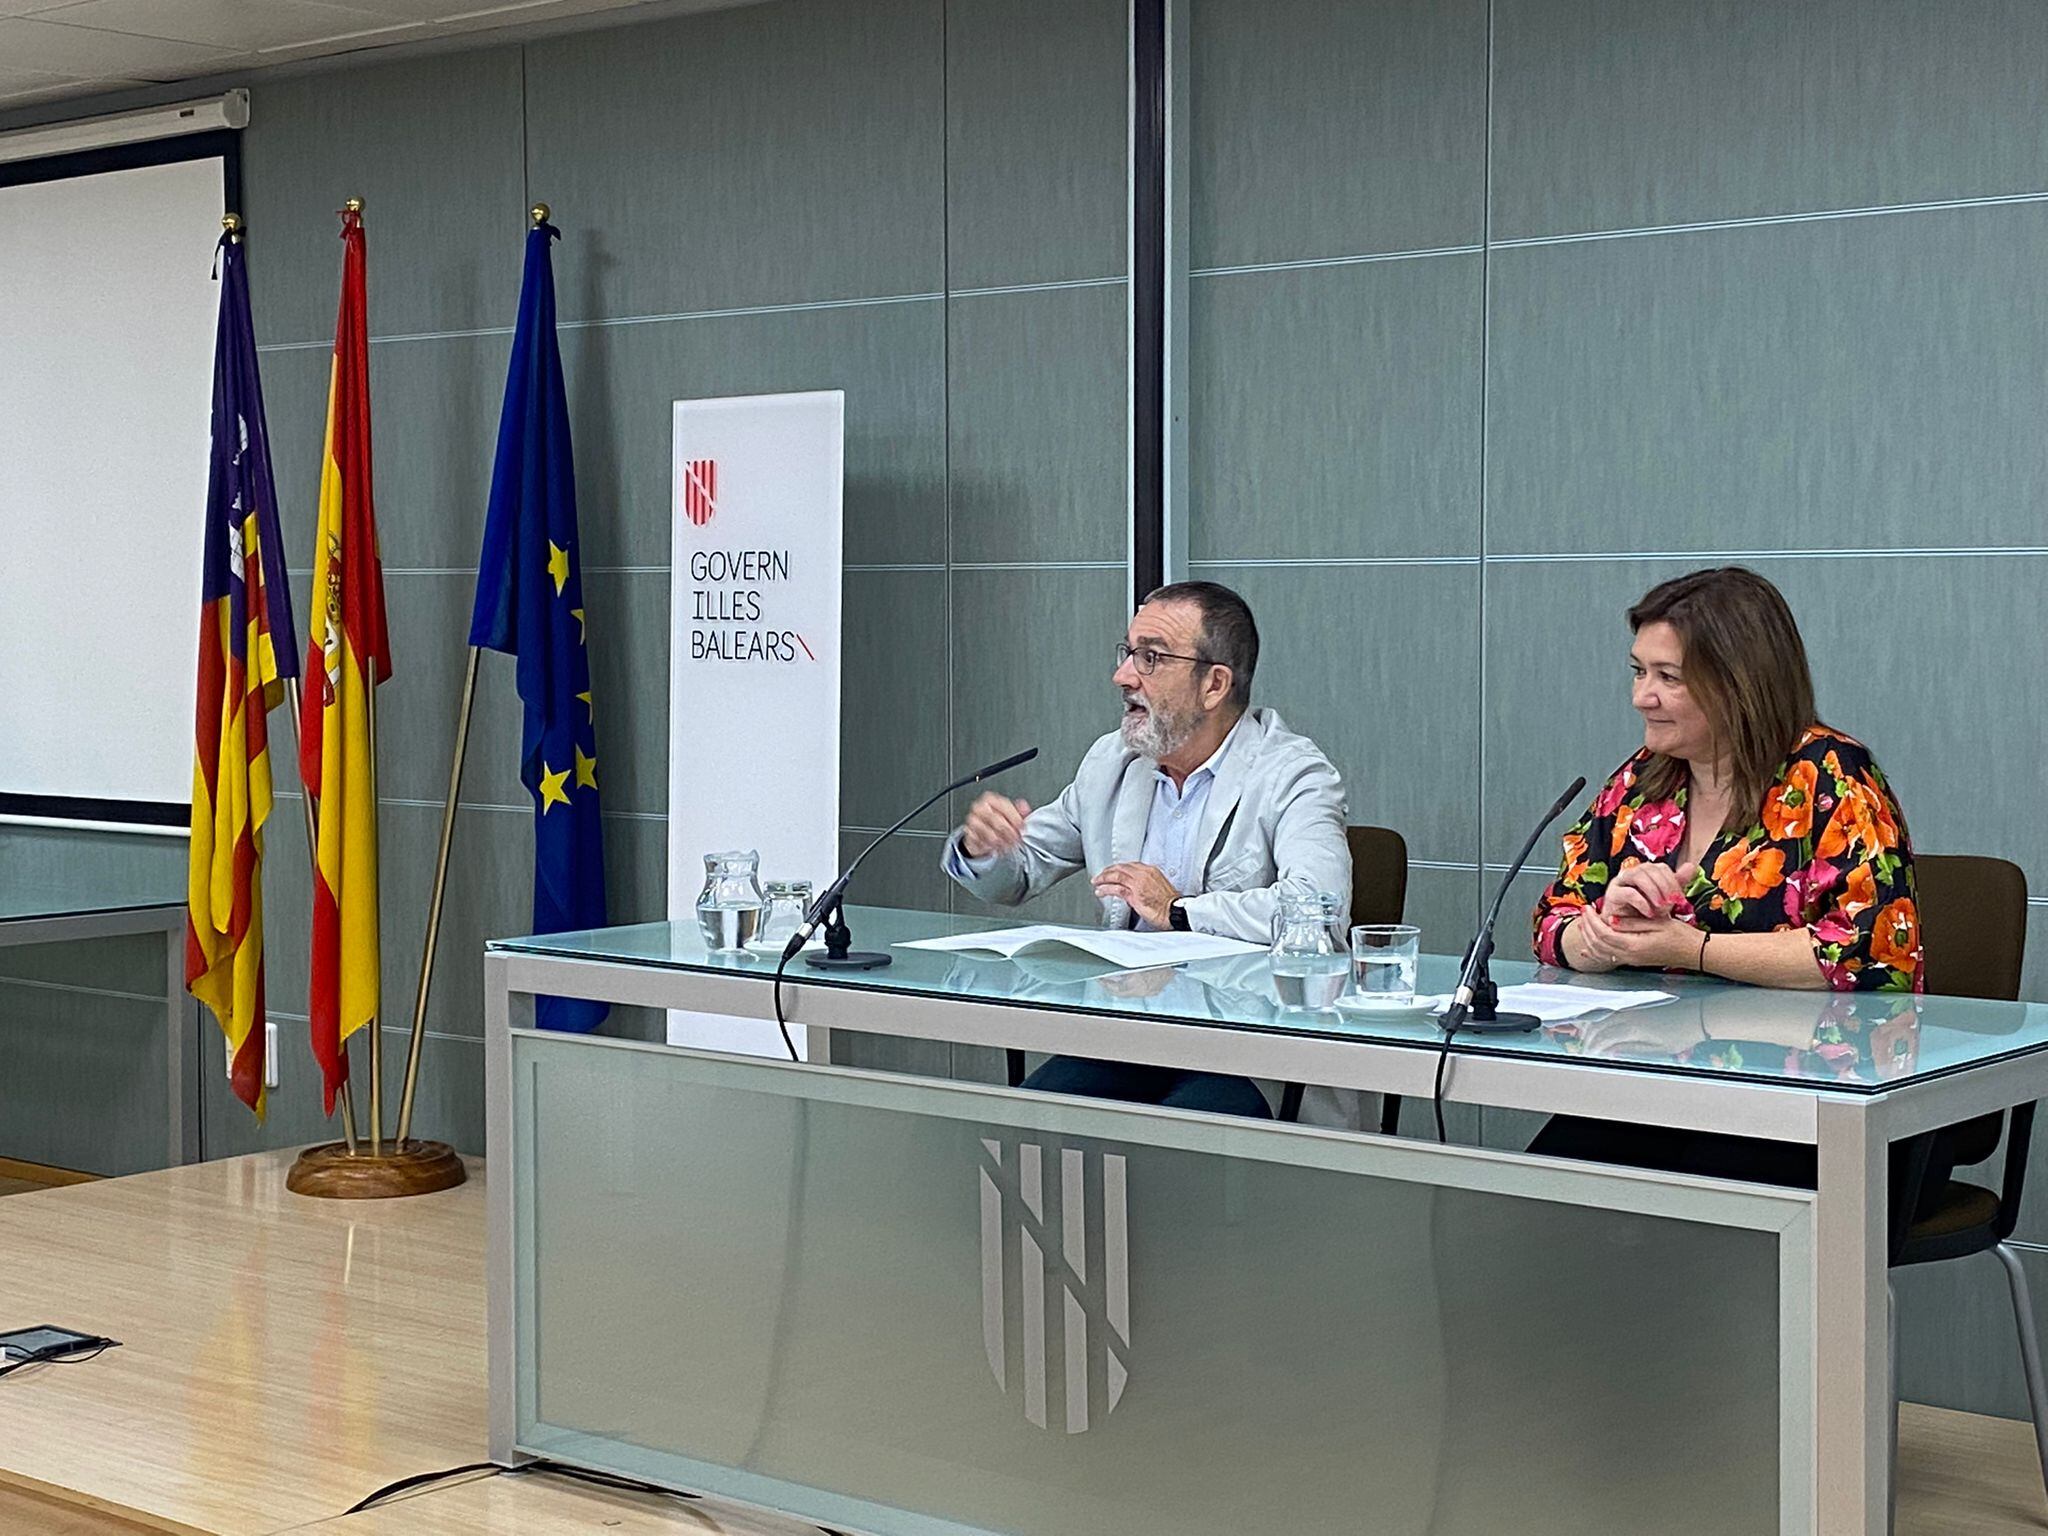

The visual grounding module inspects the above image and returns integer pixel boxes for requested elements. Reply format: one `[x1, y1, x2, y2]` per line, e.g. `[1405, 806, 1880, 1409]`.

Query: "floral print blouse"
[1532, 726, 1923, 992]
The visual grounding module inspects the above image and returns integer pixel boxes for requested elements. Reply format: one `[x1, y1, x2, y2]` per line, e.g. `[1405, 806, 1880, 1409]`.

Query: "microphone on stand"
[779, 746, 1039, 970]
[1441, 775, 1587, 1037]
[1428, 774, 1586, 1142]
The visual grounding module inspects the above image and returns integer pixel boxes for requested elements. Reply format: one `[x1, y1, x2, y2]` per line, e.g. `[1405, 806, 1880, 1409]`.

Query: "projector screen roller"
[0, 151, 227, 822]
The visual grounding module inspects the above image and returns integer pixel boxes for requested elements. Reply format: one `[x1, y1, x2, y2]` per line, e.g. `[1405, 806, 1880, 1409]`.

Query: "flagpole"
[397, 645, 479, 1147]
[285, 685, 360, 1156]
[365, 680, 383, 1158]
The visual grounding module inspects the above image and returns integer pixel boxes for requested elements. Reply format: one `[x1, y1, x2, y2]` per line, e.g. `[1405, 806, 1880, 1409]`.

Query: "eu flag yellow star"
[573, 743, 598, 790]
[537, 760, 572, 812]
[571, 606, 585, 642]
[577, 689, 592, 721]
[547, 540, 570, 596]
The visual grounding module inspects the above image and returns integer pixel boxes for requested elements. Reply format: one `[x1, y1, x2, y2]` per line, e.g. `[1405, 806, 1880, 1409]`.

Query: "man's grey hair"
[1143, 580, 1258, 712]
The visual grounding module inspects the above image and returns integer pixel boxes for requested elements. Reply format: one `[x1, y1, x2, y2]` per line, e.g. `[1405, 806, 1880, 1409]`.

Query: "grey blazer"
[941, 707, 1352, 945]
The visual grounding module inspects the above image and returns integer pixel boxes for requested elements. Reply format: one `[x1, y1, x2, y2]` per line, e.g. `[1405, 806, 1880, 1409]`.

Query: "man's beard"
[1119, 688, 1198, 759]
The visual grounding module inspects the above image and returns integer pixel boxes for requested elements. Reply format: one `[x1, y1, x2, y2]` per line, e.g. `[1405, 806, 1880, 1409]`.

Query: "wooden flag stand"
[284, 199, 465, 1200]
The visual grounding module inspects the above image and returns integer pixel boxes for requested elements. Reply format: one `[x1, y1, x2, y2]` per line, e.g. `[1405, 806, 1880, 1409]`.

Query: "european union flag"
[470, 216, 607, 1031]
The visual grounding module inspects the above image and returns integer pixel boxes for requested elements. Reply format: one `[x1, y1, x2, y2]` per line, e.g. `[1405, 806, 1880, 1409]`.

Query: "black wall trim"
[0, 794, 187, 830]
[1131, 0, 1167, 604]
[0, 125, 240, 830]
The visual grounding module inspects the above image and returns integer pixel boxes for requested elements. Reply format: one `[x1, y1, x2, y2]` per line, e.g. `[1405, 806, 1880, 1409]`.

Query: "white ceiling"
[0, 0, 735, 110]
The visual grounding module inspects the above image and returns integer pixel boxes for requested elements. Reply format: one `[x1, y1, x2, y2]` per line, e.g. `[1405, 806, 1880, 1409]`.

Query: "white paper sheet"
[1488, 984, 1675, 1023]
[896, 925, 1268, 969]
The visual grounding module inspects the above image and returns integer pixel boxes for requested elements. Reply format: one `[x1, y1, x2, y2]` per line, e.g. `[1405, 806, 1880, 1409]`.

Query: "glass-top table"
[484, 902, 2048, 1534]
[488, 904, 2048, 1098]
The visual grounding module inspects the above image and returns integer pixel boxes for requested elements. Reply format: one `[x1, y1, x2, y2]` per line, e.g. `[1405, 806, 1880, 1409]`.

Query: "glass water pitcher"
[1269, 884, 1346, 1011]
[696, 850, 766, 951]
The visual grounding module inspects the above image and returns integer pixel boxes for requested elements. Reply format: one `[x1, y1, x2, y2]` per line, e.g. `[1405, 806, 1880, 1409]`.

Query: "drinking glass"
[1349, 924, 1420, 1003]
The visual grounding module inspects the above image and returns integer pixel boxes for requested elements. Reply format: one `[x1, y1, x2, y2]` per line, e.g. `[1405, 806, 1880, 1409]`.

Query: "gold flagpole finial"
[344, 197, 364, 214]
[530, 202, 551, 226]
[222, 212, 243, 236]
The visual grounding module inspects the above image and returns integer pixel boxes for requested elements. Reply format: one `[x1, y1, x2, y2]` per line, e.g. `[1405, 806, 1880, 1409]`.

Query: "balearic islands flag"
[187, 226, 302, 1119]
[301, 204, 392, 1112]
[469, 214, 608, 1032]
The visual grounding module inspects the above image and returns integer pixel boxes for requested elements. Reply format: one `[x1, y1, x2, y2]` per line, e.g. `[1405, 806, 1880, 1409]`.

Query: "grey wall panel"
[836, 827, 953, 914]
[842, 570, 950, 832]
[1189, 254, 1482, 561]
[1189, 0, 1487, 269]
[526, 0, 944, 321]
[0, 986, 169, 1175]
[0, 933, 164, 995]
[947, 285, 1128, 564]
[948, 567, 1129, 928]
[1401, 863, 1482, 963]
[241, 48, 527, 346]
[1491, 0, 2048, 242]
[1216, 562, 1480, 867]
[558, 298, 947, 568]
[1486, 205, 2048, 557]
[945, 0, 1127, 290]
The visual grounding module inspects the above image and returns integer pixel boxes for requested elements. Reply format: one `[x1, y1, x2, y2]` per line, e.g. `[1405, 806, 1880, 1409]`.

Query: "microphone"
[1442, 775, 1587, 1038]
[779, 746, 1040, 969]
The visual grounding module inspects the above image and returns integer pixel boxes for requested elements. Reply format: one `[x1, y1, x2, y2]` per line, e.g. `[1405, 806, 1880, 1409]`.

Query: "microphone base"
[805, 950, 893, 972]
[1460, 1009, 1542, 1035]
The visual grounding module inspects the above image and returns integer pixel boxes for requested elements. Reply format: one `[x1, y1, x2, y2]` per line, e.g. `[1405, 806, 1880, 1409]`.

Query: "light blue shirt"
[1128, 719, 1240, 928]
[947, 717, 1242, 929]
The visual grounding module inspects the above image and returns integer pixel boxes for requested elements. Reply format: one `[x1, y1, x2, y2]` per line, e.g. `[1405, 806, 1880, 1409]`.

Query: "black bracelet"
[1697, 929, 1711, 974]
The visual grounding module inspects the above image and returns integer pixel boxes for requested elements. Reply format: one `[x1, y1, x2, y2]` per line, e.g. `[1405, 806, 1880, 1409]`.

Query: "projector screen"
[0, 149, 228, 825]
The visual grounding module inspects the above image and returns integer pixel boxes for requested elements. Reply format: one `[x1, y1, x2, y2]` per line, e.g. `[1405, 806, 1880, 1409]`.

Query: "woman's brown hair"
[1628, 567, 1817, 828]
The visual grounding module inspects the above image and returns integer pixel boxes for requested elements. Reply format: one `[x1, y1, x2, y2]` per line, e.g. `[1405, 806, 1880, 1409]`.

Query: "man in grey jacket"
[943, 581, 1350, 1118]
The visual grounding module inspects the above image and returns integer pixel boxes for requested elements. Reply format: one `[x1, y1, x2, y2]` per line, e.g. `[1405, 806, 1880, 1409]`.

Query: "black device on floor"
[0, 1324, 119, 1364]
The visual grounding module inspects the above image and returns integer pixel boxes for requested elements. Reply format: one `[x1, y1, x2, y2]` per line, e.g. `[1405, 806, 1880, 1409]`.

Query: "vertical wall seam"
[1475, 0, 1496, 934]
[942, 0, 958, 930]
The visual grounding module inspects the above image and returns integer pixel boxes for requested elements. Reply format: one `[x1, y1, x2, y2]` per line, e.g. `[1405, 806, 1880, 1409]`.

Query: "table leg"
[1814, 1096, 1887, 1534]
[485, 951, 519, 1465]
[163, 908, 191, 1166]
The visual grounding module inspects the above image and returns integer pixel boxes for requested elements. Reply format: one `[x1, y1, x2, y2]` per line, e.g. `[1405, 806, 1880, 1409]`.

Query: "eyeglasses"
[1115, 642, 1213, 676]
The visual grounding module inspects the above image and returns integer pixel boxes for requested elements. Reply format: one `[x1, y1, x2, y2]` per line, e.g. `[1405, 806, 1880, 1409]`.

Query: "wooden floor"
[0, 1152, 2043, 1535]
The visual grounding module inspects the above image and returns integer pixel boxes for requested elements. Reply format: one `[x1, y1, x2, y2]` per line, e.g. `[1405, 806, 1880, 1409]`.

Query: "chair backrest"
[1916, 853, 2028, 1003]
[1347, 825, 1409, 929]
[1916, 853, 2030, 1173]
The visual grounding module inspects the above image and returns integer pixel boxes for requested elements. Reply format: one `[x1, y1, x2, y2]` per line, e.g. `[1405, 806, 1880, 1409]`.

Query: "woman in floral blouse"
[1527, 567, 1924, 1189]
[1532, 567, 1921, 993]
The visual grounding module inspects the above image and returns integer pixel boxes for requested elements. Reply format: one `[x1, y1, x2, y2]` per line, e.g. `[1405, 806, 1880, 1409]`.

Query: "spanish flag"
[300, 204, 392, 1116]
[188, 226, 301, 1119]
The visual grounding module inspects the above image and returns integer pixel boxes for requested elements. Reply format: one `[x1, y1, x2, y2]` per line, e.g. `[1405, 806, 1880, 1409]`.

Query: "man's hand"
[1602, 860, 1700, 928]
[960, 792, 1033, 859]
[1092, 862, 1181, 929]
[1570, 904, 1699, 972]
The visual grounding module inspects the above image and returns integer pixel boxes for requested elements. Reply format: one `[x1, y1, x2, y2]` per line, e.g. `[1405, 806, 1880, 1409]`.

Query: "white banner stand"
[667, 390, 844, 1056]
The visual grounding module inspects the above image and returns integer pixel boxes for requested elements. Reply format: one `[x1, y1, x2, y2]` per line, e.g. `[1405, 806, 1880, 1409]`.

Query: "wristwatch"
[1167, 900, 1191, 932]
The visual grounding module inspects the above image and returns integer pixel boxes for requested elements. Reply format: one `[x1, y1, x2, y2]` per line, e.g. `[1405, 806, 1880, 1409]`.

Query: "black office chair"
[1887, 854, 2039, 1528]
[1277, 826, 1409, 1128]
